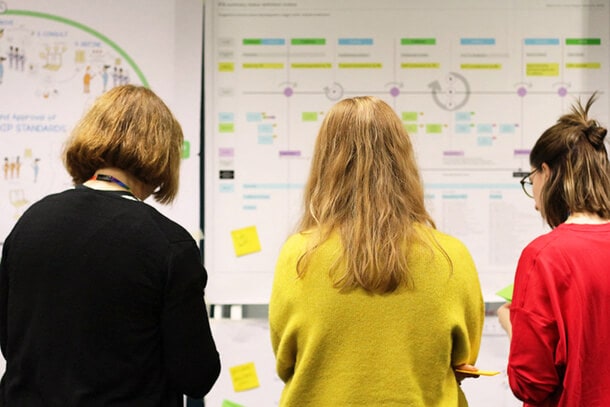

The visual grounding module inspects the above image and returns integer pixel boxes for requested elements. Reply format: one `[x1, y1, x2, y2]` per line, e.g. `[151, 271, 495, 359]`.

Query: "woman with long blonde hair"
[270, 96, 484, 406]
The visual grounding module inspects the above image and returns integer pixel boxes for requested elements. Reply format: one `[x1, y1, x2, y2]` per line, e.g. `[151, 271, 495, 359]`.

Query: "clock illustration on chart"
[428, 72, 471, 111]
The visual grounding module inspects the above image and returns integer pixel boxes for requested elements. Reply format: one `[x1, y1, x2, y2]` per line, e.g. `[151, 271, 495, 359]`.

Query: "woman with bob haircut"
[498, 93, 610, 406]
[64, 84, 182, 204]
[0, 85, 220, 406]
[269, 96, 484, 406]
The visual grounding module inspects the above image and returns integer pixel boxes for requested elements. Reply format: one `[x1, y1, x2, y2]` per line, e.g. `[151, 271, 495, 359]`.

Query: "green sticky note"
[302, 112, 318, 122]
[222, 400, 245, 407]
[181, 141, 190, 159]
[496, 284, 514, 302]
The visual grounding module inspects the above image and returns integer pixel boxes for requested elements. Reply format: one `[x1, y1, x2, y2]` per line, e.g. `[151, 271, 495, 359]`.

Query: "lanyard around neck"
[90, 173, 131, 191]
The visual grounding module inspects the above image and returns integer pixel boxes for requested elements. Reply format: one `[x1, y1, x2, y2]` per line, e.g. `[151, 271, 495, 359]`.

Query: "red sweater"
[508, 222, 610, 406]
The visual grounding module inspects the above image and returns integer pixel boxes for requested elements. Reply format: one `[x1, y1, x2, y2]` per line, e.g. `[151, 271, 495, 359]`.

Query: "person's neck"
[83, 168, 149, 201]
[565, 212, 610, 225]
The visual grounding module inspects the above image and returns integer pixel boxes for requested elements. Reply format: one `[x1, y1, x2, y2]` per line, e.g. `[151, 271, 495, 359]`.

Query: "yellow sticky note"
[231, 226, 261, 257]
[229, 362, 260, 392]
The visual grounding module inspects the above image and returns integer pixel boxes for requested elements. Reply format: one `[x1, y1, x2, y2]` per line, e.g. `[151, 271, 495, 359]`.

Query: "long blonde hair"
[297, 96, 436, 294]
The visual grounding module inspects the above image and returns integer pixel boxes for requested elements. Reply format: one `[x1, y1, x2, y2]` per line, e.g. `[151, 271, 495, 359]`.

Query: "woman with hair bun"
[498, 93, 610, 406]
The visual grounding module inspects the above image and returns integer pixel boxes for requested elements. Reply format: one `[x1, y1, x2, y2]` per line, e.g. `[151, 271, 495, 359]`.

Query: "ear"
[540, 162, 551, 180]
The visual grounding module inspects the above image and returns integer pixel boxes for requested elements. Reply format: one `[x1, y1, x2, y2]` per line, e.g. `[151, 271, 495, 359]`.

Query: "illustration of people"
[122, 69, 130, 85]
[8, 46, 14, 69]
[83, 65, 94, 93]
[32, 158, 40, 182]
[3, 157, 8, 179]
[101, 65, 110, 92]
[112, 66, 119, 88]
[16, 47, 25, 71]
[14, 156, 21, 178]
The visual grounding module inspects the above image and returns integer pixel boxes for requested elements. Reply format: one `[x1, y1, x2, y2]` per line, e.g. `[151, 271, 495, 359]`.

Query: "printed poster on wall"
[0, 0, 203, 245]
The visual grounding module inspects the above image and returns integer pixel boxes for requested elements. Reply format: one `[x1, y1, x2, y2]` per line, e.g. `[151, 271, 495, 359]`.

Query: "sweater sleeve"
[161, 240, 221, 398]
[269, 235, 300, 383]
[507, 248, 562, 404]
[448, 240, 484, 367]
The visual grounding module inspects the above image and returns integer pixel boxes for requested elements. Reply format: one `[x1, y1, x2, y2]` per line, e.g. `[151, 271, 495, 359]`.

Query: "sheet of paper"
[496, 284, 514, 302]
[455, 368, 501, 376]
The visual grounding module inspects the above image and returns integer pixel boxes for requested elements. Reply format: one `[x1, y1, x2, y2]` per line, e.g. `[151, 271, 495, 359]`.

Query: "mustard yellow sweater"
[269, 227, 484, 406]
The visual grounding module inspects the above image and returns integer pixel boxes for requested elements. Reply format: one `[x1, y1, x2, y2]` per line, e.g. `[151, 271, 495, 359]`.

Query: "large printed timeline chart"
[204, 1, 609, 304]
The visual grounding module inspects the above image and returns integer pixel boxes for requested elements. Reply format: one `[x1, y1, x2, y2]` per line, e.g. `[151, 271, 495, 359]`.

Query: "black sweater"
[0, 186, 220, 406]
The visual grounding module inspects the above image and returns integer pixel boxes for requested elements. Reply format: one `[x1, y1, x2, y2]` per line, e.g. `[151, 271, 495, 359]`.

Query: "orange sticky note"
[229, 362, 260, 392]
[230, 226, 261, 256]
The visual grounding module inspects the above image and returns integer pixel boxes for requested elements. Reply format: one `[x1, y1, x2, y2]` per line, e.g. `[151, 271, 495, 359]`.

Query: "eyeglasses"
[519, 169, 537, 198]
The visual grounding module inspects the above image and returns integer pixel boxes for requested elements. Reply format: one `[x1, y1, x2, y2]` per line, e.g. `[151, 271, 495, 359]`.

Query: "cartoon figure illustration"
[112, 66, 119, 88]
[83, 65, 94, 93]
[101, 65, 110, 91]
[32, 158, 40, 183]
[15, 47, 25, 71]
[9, 158, 16, 178]
[8, 46, 14, 69]
[14, 156, 21, 178]
[0, 56, 5, 84]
